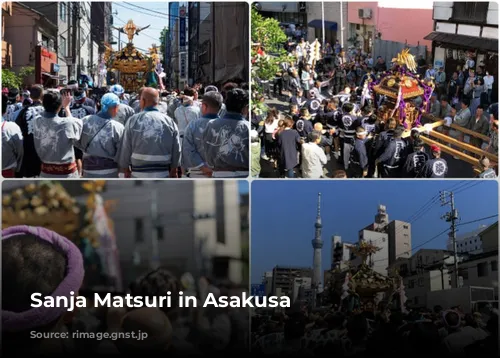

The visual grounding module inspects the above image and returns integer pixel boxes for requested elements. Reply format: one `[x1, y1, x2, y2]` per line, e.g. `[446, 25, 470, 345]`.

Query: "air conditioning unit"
[358, 8, 372, 19]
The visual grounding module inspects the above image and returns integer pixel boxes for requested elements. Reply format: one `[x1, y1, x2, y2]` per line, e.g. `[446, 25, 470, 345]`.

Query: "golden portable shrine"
[328, 241, 402, 311]
[2, 181, 116, 248]
[370, 49, 434, 129]
[105, 20, 161, 93]
[370, 48, 498, 171]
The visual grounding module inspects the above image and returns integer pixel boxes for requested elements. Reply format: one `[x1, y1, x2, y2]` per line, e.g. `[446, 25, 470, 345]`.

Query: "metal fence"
[373, 39, 428, 67]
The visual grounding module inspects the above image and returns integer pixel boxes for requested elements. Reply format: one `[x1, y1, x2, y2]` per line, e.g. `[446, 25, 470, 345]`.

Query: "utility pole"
[75, 2, 81, 80]
[211, 3, 216, 84]
[151, 188, 160, 270]
[339, 1, 344, 50]
[321, 1, 325, 47]
[71, 3, 78, 80]
[440, 191, 459, 288]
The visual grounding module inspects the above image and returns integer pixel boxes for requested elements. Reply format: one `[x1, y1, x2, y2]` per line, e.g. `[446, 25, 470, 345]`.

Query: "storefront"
[35, 45, 59, 87]
[425, 32, 498, 78]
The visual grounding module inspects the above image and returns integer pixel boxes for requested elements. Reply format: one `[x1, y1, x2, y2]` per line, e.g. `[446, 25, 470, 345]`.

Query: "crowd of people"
[251, 37, 498, 179]
[2, 80, 249, 179]
[2, 225, 249, 355]
[252, 303, 498, 356]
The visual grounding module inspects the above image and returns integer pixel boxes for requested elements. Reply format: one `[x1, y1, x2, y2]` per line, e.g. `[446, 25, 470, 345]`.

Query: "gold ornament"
[387, 79, 395, 87]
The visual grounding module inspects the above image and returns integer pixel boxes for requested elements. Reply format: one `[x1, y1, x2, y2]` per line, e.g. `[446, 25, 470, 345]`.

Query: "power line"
[371, 213, 498, 264]
[123, 2, 169, 16]
[113, 2, 168, 19]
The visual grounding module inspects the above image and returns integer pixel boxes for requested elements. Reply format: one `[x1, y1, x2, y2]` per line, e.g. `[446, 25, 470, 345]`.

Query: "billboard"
[179, 52, 187, 80]
[251, 284, 265, 297]
[179, 6, 186, 52]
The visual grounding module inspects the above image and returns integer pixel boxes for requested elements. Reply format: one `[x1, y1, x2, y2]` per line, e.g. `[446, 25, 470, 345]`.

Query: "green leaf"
[1, 69, 21, 89]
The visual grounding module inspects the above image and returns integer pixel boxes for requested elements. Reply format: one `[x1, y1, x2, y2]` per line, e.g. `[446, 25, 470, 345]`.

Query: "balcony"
[2, 40, 12, 68]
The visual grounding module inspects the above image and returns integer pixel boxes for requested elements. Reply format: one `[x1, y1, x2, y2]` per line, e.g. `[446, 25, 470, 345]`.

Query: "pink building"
[347, 2, 433, 54]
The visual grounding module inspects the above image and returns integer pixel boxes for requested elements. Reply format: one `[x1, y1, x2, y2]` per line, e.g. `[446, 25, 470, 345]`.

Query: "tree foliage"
[2, 66, 36, 89]
[159, 27, 169, 60]
[251, 6, 288, 95]
[251, 7, 287, 54]
[1, 69, 21, 89]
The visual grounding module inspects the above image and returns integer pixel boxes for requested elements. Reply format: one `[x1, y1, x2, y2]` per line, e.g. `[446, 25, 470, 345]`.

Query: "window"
[477, 262, 488, 277]
[491, 261, 498, 272]
[59, 36, 66, 57]
[59, 2, 66, 22]
[156, 226, 164, 241]
[458, 268, 469, 280]
[41, 36, 49, 48]
[403, 225, 409, 229]
[135, 218, 144, 242]
[418, 278, 424, 287]
[414, 296, 419, 305]
[408, 280, 415, 289]
[452, 2, 488, 23]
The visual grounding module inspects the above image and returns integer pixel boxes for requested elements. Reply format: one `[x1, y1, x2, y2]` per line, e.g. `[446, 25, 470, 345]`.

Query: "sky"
[110, 2, 168, 53]
[251, 180, 498, 283]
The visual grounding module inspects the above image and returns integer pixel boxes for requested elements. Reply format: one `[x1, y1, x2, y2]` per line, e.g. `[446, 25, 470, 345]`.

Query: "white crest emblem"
[310, 100, 320, 111]
[432, 160, 447, 176]
[296, 119, 305, 132]
[342, 115, 353, 128]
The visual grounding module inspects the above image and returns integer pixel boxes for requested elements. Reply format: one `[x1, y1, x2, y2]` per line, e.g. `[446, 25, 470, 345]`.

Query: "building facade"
[453, 251, 499, 299]
[426, 2, 498, 78]
[306, 2, 348, 47]
[271, 266, 313, 297]
[166, 2, 179, 87]
[448, 225, 488, 254]
[4, 3, 58, 86]
[404, 269, 452, 308]
[256, 2, 347, 46]
[2, 2, 13, 68]
[363, 205, 412, 267]
[192, 2, 249, 85]
[8, 2, 109, 86]
[347, 1, 433, 54]
[480, 221, 499, 254]
[101, 181, 244, 285]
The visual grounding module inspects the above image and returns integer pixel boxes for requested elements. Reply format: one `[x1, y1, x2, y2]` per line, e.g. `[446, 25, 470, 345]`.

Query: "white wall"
[405, 270, 451, 307]
[359, 230, 389, 275]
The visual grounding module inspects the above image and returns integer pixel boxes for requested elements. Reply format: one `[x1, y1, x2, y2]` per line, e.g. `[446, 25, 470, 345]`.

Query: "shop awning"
[42, 72, 60, 79]
[308, 19, 337, 31]
[424, 31, 498, 52]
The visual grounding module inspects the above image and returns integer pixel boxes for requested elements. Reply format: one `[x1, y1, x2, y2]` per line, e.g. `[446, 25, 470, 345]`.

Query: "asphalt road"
[259, 95, 478, 179]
